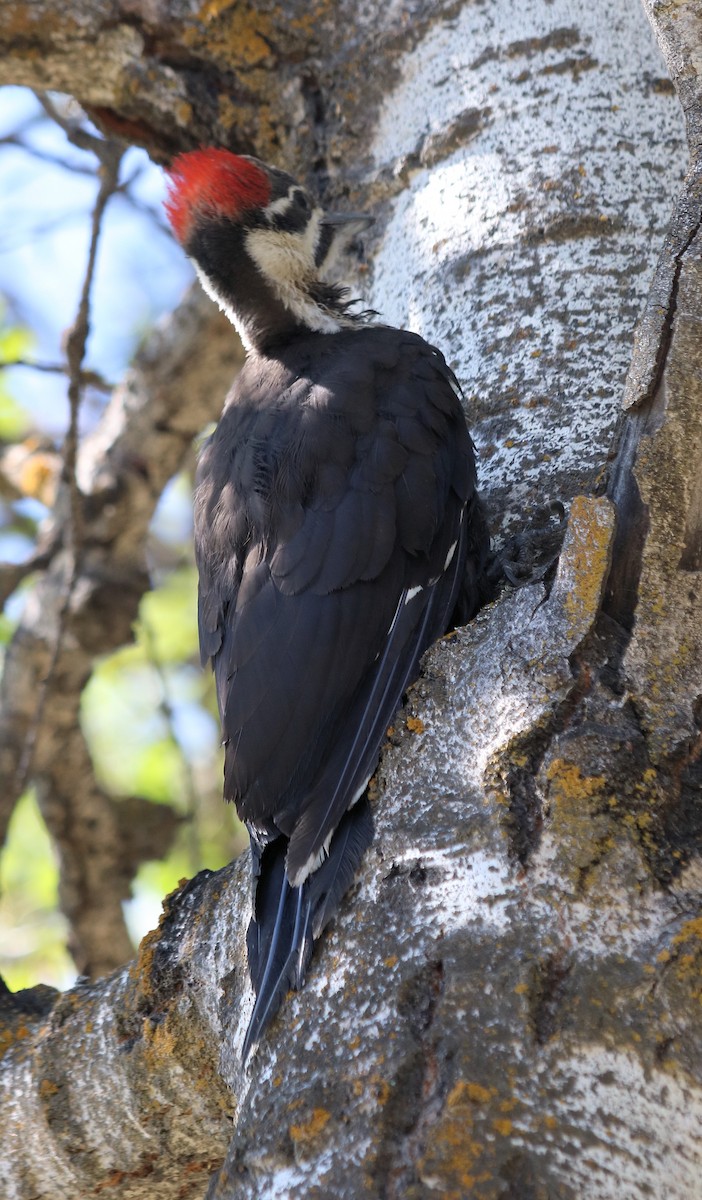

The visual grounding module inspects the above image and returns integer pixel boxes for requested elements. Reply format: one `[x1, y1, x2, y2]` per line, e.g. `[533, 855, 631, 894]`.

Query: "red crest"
[165, 149, 271, 243]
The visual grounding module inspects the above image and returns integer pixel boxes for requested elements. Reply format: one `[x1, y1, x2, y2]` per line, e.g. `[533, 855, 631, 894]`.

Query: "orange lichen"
[653, 917, 702, 1001]
[447, 1081, 494, 1107]
[199, 0, 235, 18]
[143, 1014, 177, 1055]
[39, 1078, 59, 1098]
[287, 1, 338, 36]
[560, 495, 613, 633]
[183, 1160, 212, 1176]
[176, 101, 193, 128]
[370, 1075, 391, 1106]
[420, 1110, 490, 1197]
[546, 759, 605, 802]
[94, 1170, 126, 1192]
[187, 2, 276, 68]
[672, 917, 702, 946]
[493, 1118, 513, 1136]
[289, 1107, 331, 1145]
[406, 716, 425, 734]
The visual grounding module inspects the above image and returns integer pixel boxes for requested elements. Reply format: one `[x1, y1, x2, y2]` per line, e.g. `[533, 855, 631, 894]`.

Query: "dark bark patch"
[530, 951, 574, 1045]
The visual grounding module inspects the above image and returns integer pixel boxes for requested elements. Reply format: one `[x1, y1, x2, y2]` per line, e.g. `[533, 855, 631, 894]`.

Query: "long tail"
[242, 797, 373, 1061]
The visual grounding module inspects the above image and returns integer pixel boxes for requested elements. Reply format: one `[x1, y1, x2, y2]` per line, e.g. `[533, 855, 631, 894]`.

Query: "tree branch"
[0, 863, 242, 1199]
[15, 135, 123, 801]
[0, 287, 243, 971]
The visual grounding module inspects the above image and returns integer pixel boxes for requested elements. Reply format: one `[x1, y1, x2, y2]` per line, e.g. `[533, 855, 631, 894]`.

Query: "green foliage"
[82, 564, 214, 805]
[81, 558, 242, 950]
[140, 564, 201, 663]
[0, 321, 32, 440]
[0, 792, 73, 990]
[0, 559, 240, 990]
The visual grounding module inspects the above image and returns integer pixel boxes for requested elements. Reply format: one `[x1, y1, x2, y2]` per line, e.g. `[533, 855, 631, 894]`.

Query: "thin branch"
[0, 360, 114, 392]
[0, 133, 99, 176]
[113, 184, 174, 234]
[0, 529, 60, 608]
[14, 140, 124, 797]
[35, 93, 106, 158]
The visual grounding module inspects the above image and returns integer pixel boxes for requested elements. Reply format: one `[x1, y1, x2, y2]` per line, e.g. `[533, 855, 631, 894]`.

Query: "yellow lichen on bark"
[545, 759, 606, 803]
[420, 1123, 490, 1197]
[188, 2, 277, 67]
[447, 1080, 495, 1107]
[545, 758, 618, 883]
[559, 495, 614, 636]
[289, 1106, 332, 1146]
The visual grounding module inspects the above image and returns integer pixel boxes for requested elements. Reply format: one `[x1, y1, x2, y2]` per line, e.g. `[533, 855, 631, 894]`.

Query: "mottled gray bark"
[1, 0, 701, 1197]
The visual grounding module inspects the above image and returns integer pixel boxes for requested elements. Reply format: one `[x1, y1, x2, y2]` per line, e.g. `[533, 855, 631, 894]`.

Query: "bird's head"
[165, 148, 372, 351]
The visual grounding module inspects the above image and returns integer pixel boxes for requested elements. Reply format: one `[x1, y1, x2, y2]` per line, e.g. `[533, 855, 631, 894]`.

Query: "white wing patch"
[292, 829, 335, 887]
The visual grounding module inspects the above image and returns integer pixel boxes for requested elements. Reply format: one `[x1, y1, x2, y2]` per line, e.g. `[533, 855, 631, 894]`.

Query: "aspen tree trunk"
[0, 0, 701, 1196]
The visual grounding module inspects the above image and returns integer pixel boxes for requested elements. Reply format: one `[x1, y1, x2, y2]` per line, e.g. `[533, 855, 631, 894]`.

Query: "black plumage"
[165, 150, 488, 1058]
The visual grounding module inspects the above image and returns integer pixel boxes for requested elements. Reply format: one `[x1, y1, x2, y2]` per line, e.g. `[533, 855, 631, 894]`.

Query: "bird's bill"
[321, 212, 374, 232]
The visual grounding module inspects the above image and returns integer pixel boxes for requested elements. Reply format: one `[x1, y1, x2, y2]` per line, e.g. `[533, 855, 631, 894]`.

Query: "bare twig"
[0, 134, 99, 176]
[113, 185, 173, 233]
[35, 93, 106, 158]
[15, 139, 124, 797]
[0, 360, 113, 392]
[0, 529, 60, 608]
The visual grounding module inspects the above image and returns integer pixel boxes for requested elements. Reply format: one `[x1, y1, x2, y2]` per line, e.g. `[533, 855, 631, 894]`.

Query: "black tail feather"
[309, 796, 374, 939]
[243, 841, 311, 1062]
[242, 798, 374, 1061]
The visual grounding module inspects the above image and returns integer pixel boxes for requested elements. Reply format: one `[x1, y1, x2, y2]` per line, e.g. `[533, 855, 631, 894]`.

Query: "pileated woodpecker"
[165, 149, 488, 1059]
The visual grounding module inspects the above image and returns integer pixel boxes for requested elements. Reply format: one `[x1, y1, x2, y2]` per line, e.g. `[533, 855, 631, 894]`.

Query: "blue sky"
[0, 87, 193, 436]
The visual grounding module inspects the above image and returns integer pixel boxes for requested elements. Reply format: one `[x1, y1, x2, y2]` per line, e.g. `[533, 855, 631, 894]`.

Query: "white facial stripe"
[265, 193, 302, 217]
[193, 262, 254, 350]
[245, 212, 344, 334]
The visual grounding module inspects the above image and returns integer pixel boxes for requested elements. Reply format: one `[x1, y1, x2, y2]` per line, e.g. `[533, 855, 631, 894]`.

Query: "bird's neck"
[188, 222, 359, 352]
[192, 261, 315, 352]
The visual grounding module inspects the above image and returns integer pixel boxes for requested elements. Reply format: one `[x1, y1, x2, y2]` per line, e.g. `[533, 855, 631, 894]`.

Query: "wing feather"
[195, 325, 485, 878]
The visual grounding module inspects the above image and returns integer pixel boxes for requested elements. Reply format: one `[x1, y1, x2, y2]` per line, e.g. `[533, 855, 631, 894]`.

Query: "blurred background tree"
[0, 88, 245, 991]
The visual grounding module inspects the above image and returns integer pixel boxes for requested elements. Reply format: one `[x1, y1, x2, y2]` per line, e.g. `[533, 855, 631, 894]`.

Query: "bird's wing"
[194, 332, 483, 854]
